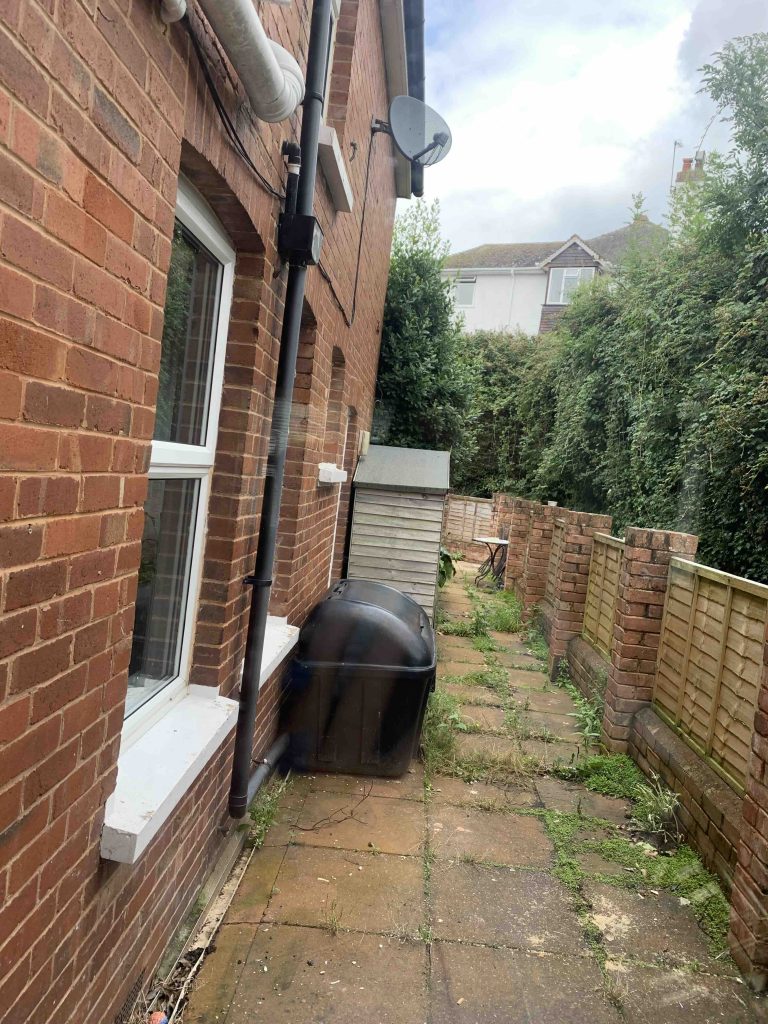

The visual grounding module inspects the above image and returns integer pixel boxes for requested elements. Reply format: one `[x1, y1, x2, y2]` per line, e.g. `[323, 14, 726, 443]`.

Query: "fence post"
[504, 498, 532, 592]
[515, 502, 557, 622]
[546, 510, 613, 680]
[602, 527, 698, 753]
[729, 621, 768, 991]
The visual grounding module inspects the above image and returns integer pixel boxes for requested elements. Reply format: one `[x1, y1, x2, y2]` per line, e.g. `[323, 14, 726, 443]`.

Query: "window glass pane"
[154, 223, 223, 447]
[455, 280, 475, 306]
[547, 268, 564, 303]
[126, 478, 200, 717]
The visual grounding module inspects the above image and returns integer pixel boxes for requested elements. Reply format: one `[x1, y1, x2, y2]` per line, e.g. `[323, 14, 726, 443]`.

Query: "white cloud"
[420, 0, 768, 251]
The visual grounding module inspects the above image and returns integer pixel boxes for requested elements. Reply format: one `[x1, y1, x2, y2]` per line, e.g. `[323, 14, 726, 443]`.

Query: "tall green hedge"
[453, 35, 768, 582]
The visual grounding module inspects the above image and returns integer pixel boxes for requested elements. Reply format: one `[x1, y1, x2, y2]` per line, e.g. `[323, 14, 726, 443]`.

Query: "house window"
[546, 266, 595, 305]
[125, 179, 234, 725]
[454, 277, 476, 306]
[322, 0, 342, 119]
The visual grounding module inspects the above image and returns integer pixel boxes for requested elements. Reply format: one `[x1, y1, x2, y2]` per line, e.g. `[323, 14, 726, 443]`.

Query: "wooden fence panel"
[653, 558, 768, 793]
[582, 534, 624, 656]
[443, 495, 494, 545]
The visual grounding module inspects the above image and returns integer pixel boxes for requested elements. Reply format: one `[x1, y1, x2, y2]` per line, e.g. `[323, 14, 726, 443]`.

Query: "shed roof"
[354, 445, 450, 494]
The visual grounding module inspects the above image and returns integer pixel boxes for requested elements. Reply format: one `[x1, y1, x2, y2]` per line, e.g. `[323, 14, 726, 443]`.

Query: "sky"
[421, 0, 768, 253]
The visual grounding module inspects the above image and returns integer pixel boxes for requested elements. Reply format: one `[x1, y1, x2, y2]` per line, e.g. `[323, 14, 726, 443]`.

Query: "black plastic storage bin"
[281, 579, 436, 777]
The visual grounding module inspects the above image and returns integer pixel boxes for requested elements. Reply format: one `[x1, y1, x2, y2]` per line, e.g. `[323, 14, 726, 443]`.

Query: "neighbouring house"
[0, 1, 425, 1021]
[442, 214, 666, 335]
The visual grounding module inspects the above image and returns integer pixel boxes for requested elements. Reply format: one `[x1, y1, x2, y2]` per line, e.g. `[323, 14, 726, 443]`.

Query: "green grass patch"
[555, 663, 604, 744]
[554, 753, 645, 799]
[522, 620, 549, 662]
[421, 689, 467, 774]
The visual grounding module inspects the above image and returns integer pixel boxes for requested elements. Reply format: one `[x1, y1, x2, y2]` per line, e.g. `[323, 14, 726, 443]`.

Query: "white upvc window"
[322, 0, 342, 119]
[546, 265, 595, 305]
[454, 276, 476, 307]
[124, 178, 235, 743]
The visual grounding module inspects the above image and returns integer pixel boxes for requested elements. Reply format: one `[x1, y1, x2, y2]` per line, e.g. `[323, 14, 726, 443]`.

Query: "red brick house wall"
[0, 1, 400, 1021]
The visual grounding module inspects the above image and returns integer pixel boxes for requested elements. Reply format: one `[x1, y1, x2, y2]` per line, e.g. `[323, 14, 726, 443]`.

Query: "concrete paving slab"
[489, 631, 526, 649]
[429, 775, 538, 809]
[576, 849, 633, 878]
[605, 962, 764, 1024]
[522, 710, 583, 742]
[292, 792, 425, 856]
[521, 738, 582, 764]
[495, 650, 542, 669]
[455, 731, 521, 761]
[506, 668, 550, 689]
[535, 777, 631, 825]
[442, 683, 503, 706]
[585, 882, 713, 965]
[461, 706, 507, 733]
[227, 924, 429, 1023]
[296, 766, 425, 802]
[438, 646, 486, 666]
[227, 847, 287, 925]
[513, 689, 578, 716]
[431, 942, 621, 1024]
[429, 804, 552, 867]
[439, 662, 491, 681]
[264, 845, 424, 936]
[432, 863, 586, 953]
[184, 923, 256, 1023]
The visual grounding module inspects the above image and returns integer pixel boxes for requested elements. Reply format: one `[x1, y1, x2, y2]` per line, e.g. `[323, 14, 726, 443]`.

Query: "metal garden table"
[474, 536, 509, 588]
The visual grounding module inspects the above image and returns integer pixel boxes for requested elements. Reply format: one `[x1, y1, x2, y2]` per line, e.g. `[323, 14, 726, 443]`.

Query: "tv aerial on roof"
[373, 95, 452, 168]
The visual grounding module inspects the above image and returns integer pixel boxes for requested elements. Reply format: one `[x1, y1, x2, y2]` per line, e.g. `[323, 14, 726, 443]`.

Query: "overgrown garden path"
[182, 566, 764, 1023]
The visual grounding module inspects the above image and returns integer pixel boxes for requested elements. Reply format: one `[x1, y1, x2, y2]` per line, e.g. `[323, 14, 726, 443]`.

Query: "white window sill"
[318, 124, 353, 213]
[101, 617, 299, 865]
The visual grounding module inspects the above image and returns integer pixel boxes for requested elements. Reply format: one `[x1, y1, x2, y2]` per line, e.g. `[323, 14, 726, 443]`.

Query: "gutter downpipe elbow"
[197, 0, 305, 122]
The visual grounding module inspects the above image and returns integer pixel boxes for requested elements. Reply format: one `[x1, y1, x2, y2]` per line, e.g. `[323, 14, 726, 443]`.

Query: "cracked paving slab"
[227, 925, 429, 1024]
[263, 845, 424, 935]
[430, 942, 621, 1024]
[429, 804, 552, 867]
[431, 862, 587, 953]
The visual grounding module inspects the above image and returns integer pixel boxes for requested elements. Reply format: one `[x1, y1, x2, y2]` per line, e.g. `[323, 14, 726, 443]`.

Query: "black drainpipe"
[228, 0, 333, 819]
[404, 0, 425, 198]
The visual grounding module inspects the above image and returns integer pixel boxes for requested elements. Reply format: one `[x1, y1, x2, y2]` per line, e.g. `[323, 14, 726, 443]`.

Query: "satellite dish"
[387, 95, 452, 167]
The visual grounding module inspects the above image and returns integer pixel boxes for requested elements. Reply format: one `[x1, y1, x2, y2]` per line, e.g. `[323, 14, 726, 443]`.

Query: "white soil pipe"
[159, 0, 305, 123]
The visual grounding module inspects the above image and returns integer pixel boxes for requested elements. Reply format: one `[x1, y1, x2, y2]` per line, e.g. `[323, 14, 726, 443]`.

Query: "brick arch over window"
[327, 0, 361, 138]
[323, 346, 347, 465]
[176, 153, 274, 698]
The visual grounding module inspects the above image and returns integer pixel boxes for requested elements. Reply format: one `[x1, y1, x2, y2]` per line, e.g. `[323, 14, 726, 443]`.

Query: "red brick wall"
[0, 1, 398, 1021]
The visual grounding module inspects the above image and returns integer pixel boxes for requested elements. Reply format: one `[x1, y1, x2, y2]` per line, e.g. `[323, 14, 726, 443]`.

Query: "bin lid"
[296, 579, 434, 669]
[353, 445, 450, 494]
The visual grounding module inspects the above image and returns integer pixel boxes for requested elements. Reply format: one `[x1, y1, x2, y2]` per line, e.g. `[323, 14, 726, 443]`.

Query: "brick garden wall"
[491, 490, 768, 988]
[0, 1, 398, 1021]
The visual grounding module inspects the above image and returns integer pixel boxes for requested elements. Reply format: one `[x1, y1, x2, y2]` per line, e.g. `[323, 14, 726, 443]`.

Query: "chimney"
[676, 152, 705, 185]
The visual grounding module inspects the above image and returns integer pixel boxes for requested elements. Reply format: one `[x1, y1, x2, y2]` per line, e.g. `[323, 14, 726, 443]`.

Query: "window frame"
[122, 178, 235, 748]
[546, 265, 595, 305]
[454, 276, 477, 307]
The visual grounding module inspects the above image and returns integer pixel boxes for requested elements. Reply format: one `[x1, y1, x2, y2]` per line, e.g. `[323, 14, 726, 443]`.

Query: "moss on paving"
[553, 754, 645, 800]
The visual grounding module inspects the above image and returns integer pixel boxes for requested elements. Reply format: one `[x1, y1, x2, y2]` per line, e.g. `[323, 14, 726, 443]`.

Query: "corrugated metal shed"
[347, 446, 450, 620]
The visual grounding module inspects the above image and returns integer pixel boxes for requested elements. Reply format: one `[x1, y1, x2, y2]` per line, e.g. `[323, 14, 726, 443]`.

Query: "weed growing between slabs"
[248, 776, 292, 848]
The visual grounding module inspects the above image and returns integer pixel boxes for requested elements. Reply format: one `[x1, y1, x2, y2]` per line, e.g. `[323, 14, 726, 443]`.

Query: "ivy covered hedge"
[452, 35, 768, 582]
